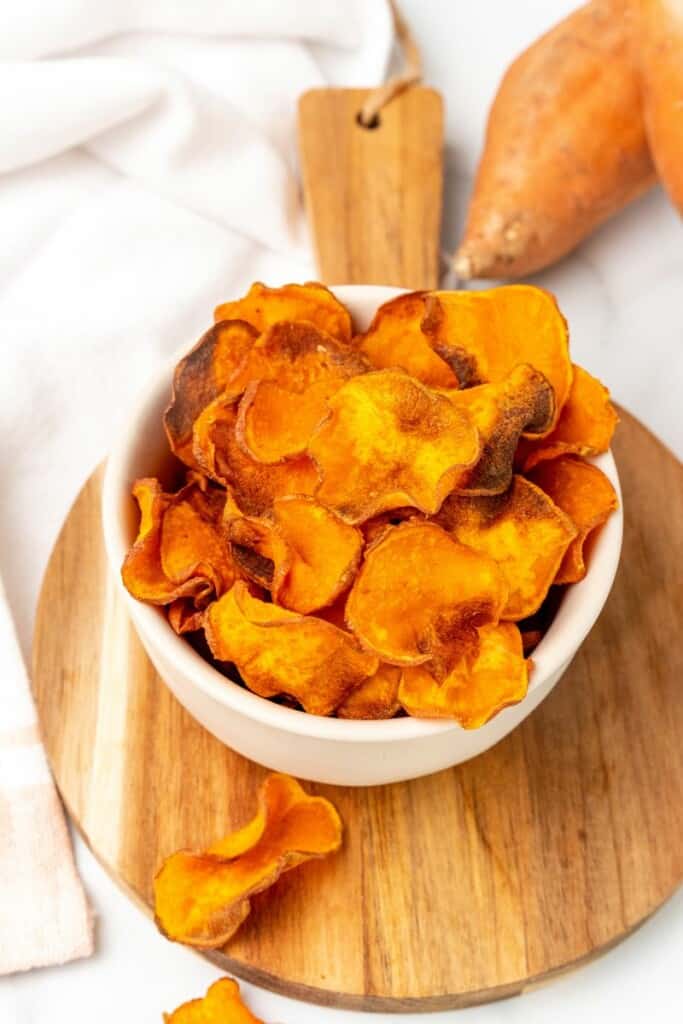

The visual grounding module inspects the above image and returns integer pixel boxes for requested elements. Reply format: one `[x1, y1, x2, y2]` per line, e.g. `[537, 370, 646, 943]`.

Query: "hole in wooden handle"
[356, 111, 381, 131]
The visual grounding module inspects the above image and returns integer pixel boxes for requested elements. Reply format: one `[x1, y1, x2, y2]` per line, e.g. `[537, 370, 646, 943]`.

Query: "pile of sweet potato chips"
[122, 282, 618, 728]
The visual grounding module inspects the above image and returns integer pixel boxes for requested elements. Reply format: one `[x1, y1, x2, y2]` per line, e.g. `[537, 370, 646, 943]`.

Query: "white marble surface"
[3, 1, 682, 1020]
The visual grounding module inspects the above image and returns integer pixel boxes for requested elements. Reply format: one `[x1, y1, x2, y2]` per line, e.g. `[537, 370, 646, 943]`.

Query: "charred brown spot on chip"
[164, 320, 258, 465]
[519, 363, 619, 470]
[446, 364, 555, 495]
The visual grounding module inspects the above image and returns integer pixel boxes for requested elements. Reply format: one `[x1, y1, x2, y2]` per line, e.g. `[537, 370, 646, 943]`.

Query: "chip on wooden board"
[436, 476, 577, 620]
[518, 364, 619, 470]
[424, 285, 572, 434]
[214, 280, 353, 342]
[309, 370, 481, 524]
[398, 623, 529, 728]
[205, 582, 378, 714]
[356, 291, 459, 387]
[346, 521, 508, 679]
[155, 773, 342, 949]
[529, 456, 618, 584]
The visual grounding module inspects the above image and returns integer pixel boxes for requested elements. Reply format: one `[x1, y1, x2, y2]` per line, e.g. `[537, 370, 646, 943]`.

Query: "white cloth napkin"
[0, 0, 393, 974]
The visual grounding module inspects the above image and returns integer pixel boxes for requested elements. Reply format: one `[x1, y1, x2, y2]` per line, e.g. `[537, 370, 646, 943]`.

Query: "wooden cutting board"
[32, 410, 683, 1012]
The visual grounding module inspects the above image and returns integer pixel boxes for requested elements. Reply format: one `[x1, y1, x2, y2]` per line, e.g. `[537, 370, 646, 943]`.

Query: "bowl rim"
[102, 284, 623, 744]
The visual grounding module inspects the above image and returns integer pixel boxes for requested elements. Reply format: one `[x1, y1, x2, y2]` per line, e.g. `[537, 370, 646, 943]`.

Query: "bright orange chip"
[214, 281, 352, 343]
[398, 623, 529, 727]
[164, 978, 264, 1023]
[272, 497, 363, 613]
[346, 521, 507, 678]
[164, 320, 259, 466]
[446, 363, 554, 495]
[230, 320, 366, 403]
[160, 487, 235, 599]
[121, 479, 233, 606]
[309, 370, 481, 524]
[436, 476, 577, 620]
[423, 285, 572, 434]
[518, 364, 619, 470]
[356, 291, 459, 387]
[234, 320, 366, 464]
[193, 397, 319, 516]
[205, 583, 378, 714]
[529, 456, 618, 584]
[226, 498, 362, 614]
[336, 663, 402, 720]
[154, 773, 342, 948]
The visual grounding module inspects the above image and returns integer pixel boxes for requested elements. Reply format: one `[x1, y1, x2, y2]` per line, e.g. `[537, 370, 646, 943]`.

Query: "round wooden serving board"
[32, 409, 682, 1013]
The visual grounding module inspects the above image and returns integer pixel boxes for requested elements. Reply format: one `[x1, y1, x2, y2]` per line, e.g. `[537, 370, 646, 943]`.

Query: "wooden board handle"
[298, 87, 444, 289]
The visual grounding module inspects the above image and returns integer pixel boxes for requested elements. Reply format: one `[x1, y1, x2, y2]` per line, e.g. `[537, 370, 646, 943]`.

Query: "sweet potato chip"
[398, 623, 529, 727]
[214, 281, 352, 342]
[356, 291, 459, 387]
[529, 456, 618, 584]
[226, 498, 361, 613]
[518, 364, 619, 470]
[122, 479, 233, 606]
[309, 370, 481, 524]
[205, 582, 378, 714]
[423, 286, 572, 434]
[235, 322, 367, 465]
[160, 486, 235, 598]
[193, 397, 319, 516]
[446, 364, 554, 495]
[164, 978, 264, 1024]
[230, 320, 366, 405]
[155, 773, 342, 948]
[272, 497, 363, 613]
[436, 476, 577, 620]
[346, 521, 507, 678]
[164, 320, 259, 466]
[336, 663, 402, 720]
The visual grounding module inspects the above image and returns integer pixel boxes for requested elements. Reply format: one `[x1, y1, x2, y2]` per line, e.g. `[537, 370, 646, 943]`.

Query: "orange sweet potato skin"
[636, 0, 683, 214]
[455, 0, 656, 279]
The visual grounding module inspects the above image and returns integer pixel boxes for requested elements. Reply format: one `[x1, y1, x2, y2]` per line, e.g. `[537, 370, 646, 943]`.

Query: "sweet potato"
[635, 0, 683, 214]
[454, 0, 656, 279]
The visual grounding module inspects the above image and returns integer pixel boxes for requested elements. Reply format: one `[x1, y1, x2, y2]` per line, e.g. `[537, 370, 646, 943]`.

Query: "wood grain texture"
[31, 411, 683, 1012]
[298, 87, 443, 288]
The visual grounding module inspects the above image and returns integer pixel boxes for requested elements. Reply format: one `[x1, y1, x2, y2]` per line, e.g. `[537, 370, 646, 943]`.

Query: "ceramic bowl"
[102, 285, 623, 786]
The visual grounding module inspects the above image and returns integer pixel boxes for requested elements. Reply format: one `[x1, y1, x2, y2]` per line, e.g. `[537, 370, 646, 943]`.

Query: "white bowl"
[102, 285, 623, 787]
